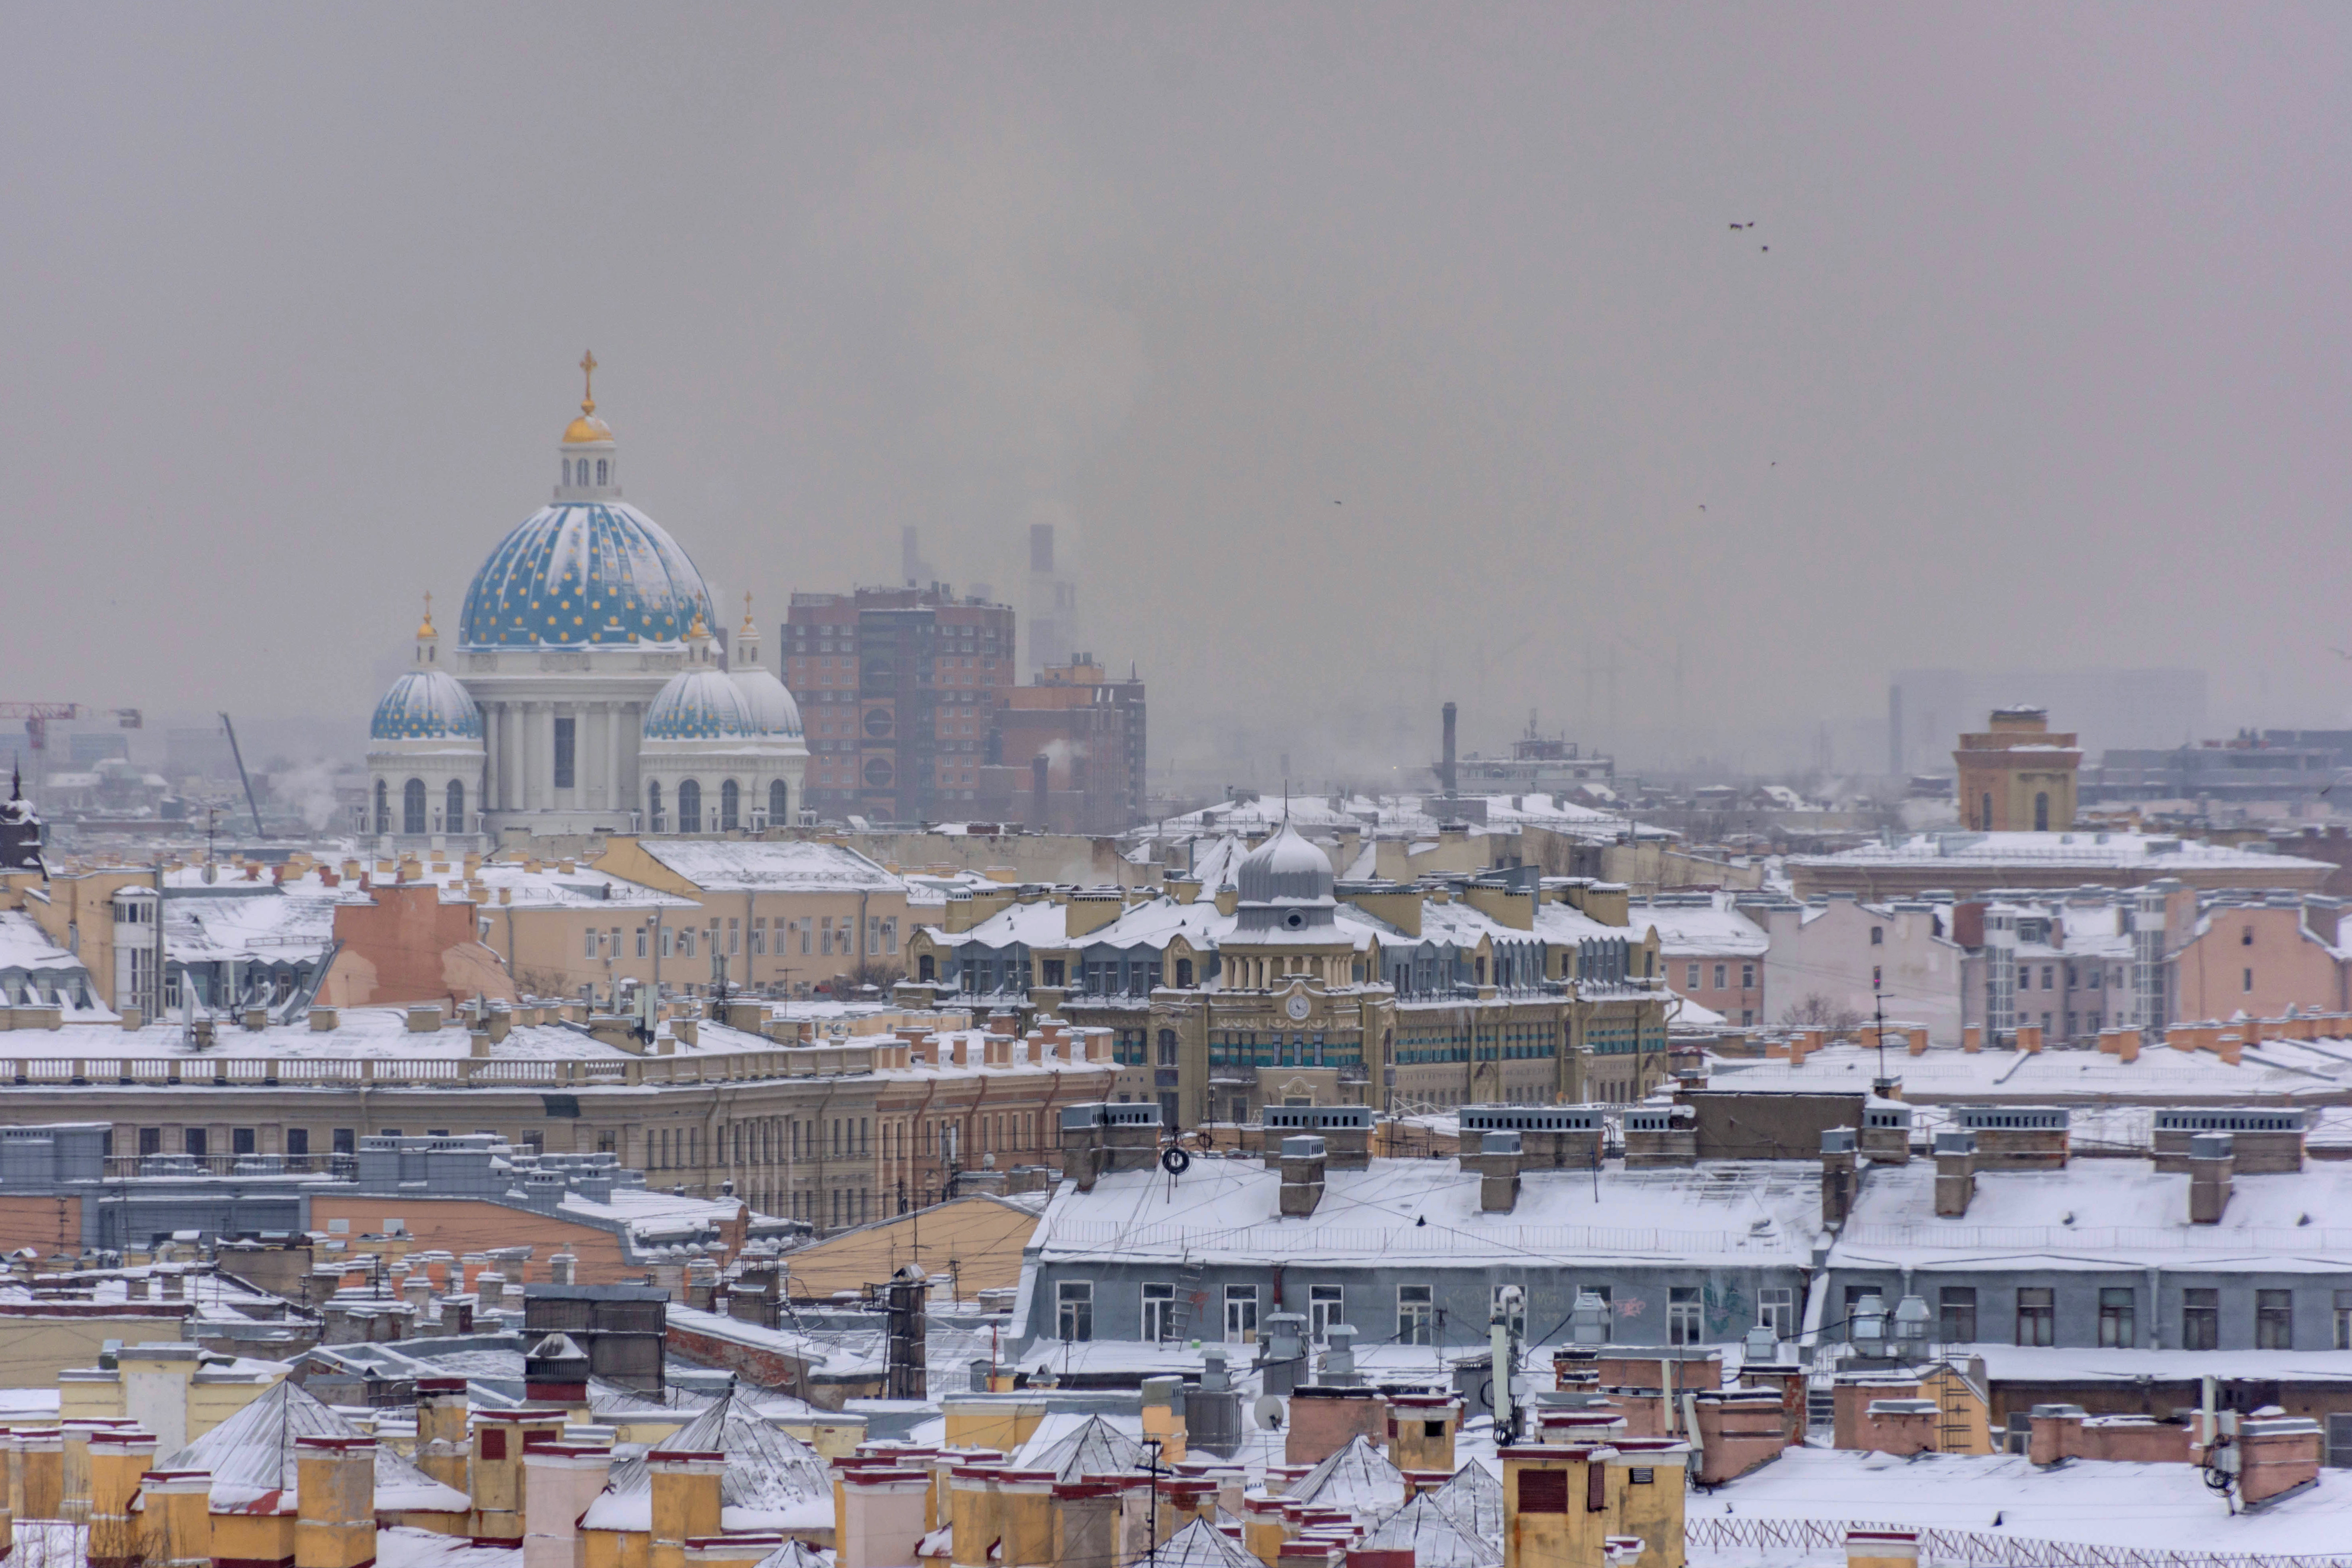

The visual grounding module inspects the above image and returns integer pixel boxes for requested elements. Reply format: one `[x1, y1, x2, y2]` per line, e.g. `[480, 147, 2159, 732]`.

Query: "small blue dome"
[644, 669, 762, 741]
[730, 667, 804, 738]
[460, 501, 714, 649]
[371, 670, 482, 742]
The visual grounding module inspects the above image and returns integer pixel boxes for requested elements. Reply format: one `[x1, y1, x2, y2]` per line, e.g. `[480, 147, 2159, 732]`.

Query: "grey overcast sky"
[4, 5, 2349, 776]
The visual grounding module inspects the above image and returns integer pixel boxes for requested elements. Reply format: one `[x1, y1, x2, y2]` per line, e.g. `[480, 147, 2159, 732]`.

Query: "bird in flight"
[1729, 221, 1756, 230]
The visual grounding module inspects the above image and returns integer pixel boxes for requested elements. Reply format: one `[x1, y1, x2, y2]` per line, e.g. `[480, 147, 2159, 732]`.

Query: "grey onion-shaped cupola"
[1234, 821, 1336, 926]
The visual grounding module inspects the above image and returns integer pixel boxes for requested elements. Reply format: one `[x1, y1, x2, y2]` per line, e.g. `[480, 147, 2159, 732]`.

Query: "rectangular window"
[728, 918, 741, 957]
[883, 917, 898, 956]
[1757, 1287, 1795, 1339]
[1142, 1282, 1177, 1343]
[821, 917, 835, 957]
[231, 1127, 256, 1155]
[332, 1128, 355, 1155]
[867, 916, 882, 955]
[1225, 1284, 1260, 1344]
[2336, 1292, 2352, 1351]
[662, 927, 675, 958]
[752, 917, 767, 956]
[1740, 963, 1755, 989]
[184, 1128, 207, 1157]
[585, 928, 599, 959]
[1939, 1286, 1978, 1344]
[286, 1129, 310, 1158]
[1668, 1286, 1702, 1346]
[1685, 962, 1700, 989]
[2016, 1287, 2054, 1347]
[2259, 1289, 2293, 1350]
[553, 717, 576, 789]
[637, 927, 649, 958]
[2245, 968, 2255, 994]
[1309, 1284, 1345, 1343]
[1712, 963, 1726, 990]
[1517, 1470, 1568, 1514]
[2098, 1287, 2135, 1349]
[1398, 1284, 1435, 1345]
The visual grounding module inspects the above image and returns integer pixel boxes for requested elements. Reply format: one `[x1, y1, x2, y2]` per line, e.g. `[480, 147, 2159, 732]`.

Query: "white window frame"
[1224, 1284, 1260, 1344]
[1309, 1284, 1344, 1343]
[1142, 1282, 1177, 1343]
[1056, 1280, 1093, 1342]
[1668, 1286, 1703, 1346]
[1756, 1286, 1795, 1338]
[1398, 1284, 1434, 1346]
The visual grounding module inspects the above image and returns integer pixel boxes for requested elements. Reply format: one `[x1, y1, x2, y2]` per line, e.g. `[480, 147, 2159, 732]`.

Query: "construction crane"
[217, 713, 265, 837]
[0, 702, 141, 755]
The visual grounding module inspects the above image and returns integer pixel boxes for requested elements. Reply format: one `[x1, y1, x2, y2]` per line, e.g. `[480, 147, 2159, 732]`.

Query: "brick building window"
[2183, 1289, 2219, 1350]
[2098, 1288, 2135, 1348]
[2259, 1290, 2293, 1350]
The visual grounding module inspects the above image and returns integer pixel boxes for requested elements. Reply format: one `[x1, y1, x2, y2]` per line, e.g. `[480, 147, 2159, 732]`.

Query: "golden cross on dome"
[579, 350, 598, 415]
[418, 590, 437, 639]
[743, 590, 755, 630]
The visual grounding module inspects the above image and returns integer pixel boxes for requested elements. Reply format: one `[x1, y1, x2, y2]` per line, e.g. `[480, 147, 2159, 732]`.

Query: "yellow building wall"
[776, 1196, 1038, 1301]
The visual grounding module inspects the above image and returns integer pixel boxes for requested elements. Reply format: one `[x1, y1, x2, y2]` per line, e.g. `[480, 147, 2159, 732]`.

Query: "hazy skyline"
[5, 6, 2350, 780]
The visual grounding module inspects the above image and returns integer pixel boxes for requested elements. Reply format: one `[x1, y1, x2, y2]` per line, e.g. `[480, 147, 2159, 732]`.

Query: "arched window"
[595, 459, 608, 485]
[374, 779, 389, 834]
[564, 459, 575, 485]
[647, 780, 664, 833]
[2034, 791, 2050, 832]
[679, 779, 702, 833]
[445, 780, 465, 834]
[402, 778, 427, 836]
[769, 779, 787, 825]
[720, 779, 740, 831]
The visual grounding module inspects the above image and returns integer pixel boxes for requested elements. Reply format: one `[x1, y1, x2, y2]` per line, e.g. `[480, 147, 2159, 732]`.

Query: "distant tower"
[0, 766, 44, 873]
[1025, 522, 1080, 675]
[1952, 707, 2082, 832]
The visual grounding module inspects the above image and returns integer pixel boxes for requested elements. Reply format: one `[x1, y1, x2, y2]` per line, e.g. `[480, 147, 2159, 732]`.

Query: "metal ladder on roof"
[1165, 1258, 1207, 1342]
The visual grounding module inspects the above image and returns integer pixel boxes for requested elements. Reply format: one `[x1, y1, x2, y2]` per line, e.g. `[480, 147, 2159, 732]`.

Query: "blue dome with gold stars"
[370, 670, 483, 742]
[459, 501, 715, 650]
[643, 668, 764, 741]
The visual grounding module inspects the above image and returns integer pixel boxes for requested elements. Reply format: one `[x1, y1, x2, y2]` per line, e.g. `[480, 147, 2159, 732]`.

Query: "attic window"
[1285, 912, 1304, 929]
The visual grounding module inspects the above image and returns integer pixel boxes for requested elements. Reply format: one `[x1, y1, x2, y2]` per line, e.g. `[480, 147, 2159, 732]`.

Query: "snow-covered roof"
[153, 1379, 467, 1514]
[1626, 896, 1769, 958]
[1150, 1518, 1260, 1568]
[1142, 792, 1669, 846]
[0, 1006, 790, 1064]
[583, 1383, 833, 1534]
[1691, 1445, 2352, 1557]
[1427, 1459, 1503, 1540]
[163, 890, 338, 966]
[0, 911, 87, 975]
[1286, 1435, 1405, 1516]
[1012, 1412, 1153, 1480]
[1357, 1490, 1501, 1566]
[632, 839, 905, 894]
[1706, 1039, 2352, 1103]
[1833, 1159, 2352, 1271]
[1032, 1155, 1825, 1268]
[1791, 831, 2332, 873]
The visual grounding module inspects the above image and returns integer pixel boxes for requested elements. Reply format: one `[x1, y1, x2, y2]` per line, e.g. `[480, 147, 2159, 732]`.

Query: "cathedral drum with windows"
[364, 359, 804, 844]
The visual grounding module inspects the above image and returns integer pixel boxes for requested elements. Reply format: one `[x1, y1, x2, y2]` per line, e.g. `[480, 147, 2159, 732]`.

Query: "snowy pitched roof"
[633, 840, 905, 894]
[154, 1379, 467, 1514]
[1288, 1435, 1404, 1516]
[1151, 1518, 1260, 1568]
[0, 912, 85, 975]
[1013, 1412, 1153, 1480]
[1358, 1490, 1501, 1566]
[1428, 1460, 1503, 1540]
[583, 1384, 833, 1533]
[752, 1543, 829, 1568]
[1626, 896, 1769, 958]
[1791, 831, 2331, 874]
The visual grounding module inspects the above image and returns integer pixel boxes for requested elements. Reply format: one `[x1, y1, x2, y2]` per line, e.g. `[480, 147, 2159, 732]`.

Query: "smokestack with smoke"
[1032, 753, 1050, 829]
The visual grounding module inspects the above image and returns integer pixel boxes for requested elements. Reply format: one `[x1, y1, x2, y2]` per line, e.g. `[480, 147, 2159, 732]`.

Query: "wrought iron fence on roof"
[1685, 1515, 2352, 1568]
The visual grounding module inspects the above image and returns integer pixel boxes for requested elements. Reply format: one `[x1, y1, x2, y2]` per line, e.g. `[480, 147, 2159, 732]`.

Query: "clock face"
[1285, 995, 1311, 1021]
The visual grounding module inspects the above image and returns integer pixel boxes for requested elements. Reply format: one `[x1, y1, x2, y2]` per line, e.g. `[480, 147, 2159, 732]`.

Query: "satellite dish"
[1253, 1395, 1286, 1431]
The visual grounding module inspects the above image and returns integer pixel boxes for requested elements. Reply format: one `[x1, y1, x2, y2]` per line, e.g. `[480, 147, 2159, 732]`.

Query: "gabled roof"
[1288, 1434, 1404, 1515]
[154, 1379, 467, 1514]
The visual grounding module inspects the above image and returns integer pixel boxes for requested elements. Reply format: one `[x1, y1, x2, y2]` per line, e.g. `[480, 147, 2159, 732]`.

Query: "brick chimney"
[16, 1429, 62, 1522]
[294, 1435, 376, 1568]
[137, 1468, 211, 1568]
[86, 1429, 157, 1568]
[1470, 1130, 1522, 1212]
[1621, 1107, 1695, 1168]
[2189, 1132, 2234, 1224]
[649, 1451, 728, 1568]
[1819, 1128, 1857, 1229]
[1691, 1388, 1787, 1485]
[1280, 1136, 1328, 1218]
[2239, 1413, 2326, 1507]
[414, 1378, 470, 1494]
[1933, 1131, 1977, 1218]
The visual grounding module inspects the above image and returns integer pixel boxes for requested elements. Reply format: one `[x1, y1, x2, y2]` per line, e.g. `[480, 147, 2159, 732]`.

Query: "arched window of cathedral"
[402, 778, 427, 836]
[446, 780, 465, 835]
[596, 458, 609, 485]
[769, 779, 787, 825]
[648, 780, 664, 833]
[678, 779, 702, 833]
[374, 779, 389, 835]
[720, 780, 740, 832]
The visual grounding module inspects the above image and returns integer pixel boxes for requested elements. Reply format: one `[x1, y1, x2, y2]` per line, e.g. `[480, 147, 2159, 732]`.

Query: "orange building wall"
[304, 1195, 746, 1284]
[324, 884, 517, 1007]
[0, 1194, 84, 1257]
